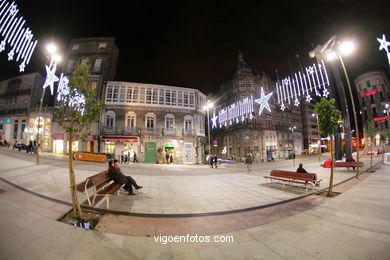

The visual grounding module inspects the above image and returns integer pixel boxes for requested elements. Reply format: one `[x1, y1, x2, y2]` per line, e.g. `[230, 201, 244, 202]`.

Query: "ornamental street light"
[385, 103, 390, 144]
[312, 113, 321, 162]
[36, 42, 62, 165]
[310, 36, 360, 178]
[203, 100, 214, 162]
[289, 126, 296, 166]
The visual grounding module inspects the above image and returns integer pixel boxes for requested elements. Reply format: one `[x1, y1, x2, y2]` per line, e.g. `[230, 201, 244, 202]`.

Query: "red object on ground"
[323, 159, 332, 168]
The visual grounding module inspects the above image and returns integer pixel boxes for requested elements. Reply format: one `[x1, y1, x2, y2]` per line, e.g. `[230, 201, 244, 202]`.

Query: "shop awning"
[102, 136, 138, 143]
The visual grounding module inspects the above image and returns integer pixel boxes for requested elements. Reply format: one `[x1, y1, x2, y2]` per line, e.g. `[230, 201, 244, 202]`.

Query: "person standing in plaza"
[245, 153, 252, 174]
[214, 154, 218, 169]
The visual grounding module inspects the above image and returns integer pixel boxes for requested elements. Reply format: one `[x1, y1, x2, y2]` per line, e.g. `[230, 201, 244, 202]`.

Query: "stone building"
[210, 52, 303, 161]
[0, 72, 44, 146]
[354, 70, 390, 145]
[50, 37, 119, 154]
[101, 81, 207, 164]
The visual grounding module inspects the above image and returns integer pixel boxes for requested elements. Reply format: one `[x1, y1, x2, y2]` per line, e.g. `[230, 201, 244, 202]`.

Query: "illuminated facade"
[0, 72, 44, 145]
[354, 71, 390, 145]
[101, 81, 207, 164]
[210, 52, 303, 161]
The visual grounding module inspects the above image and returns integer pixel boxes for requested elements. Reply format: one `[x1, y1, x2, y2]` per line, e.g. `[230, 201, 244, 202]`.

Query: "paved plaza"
[0, 148, 389, 259]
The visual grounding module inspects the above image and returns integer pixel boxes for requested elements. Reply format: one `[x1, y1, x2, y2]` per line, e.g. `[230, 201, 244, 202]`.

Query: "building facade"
[354, 70, 390, 145]
[50, 37, 120, 154]
[0, 73, 44, 145]
[101, 81, 207, 164]
[210, 52, 303, 162]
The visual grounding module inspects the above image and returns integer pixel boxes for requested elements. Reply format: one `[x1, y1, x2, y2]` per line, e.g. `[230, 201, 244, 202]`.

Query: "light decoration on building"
[361, 89, 380, 97]
[43, 64, 59, 95]
[373, 116, 389, 122]
[0, 0, 38, 72]
[377, 34, 390, 68]
[217, 95, 255, 127]
[254, 87, 273, 114]
[57, 73, 86, 115]
[275, 60, 330, 111]
[211, 112, 218, 129]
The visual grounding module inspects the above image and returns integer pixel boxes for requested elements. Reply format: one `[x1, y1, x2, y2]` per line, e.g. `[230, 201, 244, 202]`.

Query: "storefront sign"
[102, 136, 138, 143]
[361, 89, 380, 97]
[164, 142, 175, 148]
[374, 116, 389, 122]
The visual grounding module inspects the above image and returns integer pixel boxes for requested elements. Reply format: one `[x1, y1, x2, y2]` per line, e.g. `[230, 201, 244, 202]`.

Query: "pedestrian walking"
[209, 155, 214, 168]
[214, 154, 218, 169]
[133, 152, 139, 163]
[245, 153, 252, 174]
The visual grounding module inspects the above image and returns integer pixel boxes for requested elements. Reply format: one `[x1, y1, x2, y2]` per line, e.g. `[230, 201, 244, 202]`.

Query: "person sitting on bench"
[296, 163, 308, 173]
[108, 159, 142, 195]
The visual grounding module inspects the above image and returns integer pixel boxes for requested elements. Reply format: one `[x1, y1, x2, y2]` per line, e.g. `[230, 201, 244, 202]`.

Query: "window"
[119, 86, 125, 103]
[71, 44, 79, 50]
[171, 90, 177, 106]
[372, 107, 377, 116]
[126, 87, 133, 102]
[112, 86, 119, 102]
[146, 88, 152, 104]
[184, 115, 193, 133]
[184, 92, 189, 107]
[126, 112, 136, 128]
[133, 87, 138, 102]
[20, 120, 26, 139]
[178, 91, 183, 106]
[66, 60, 74, 73]
[106, 85, 113, 102]
[159, 89, 165, 105]
[93, 59, 102, 72]
[104, 111, 115, 128]
[189, 93, 194, 107]
[139, 87, 145, 103]
[152, 89, 158, 104]
[98, 42, 107, 48]
[91, 81, 97, 90]
[366, 80, 371, 88]
[165, 90, 171, 105]
[370, 95, 375, 104]
[145, 113, 156, 129]
[164, 114, 175, 131]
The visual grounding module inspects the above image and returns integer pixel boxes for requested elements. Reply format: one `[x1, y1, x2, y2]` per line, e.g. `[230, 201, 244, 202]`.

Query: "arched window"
[145, 112, 156, 130]
[164, 114, 175, 133]
[184, 115, 193, 134]
[103, 111, 115, 129]
[126, 112, 136, 128]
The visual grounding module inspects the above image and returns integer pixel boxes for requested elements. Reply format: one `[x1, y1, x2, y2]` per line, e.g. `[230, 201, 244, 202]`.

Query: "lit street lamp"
[289, 126, 296, 166]
[312, 113, 321, 162]
[310, 36, 360, 178]
[203, 100, 213, 161]
[36, 42, 62, 165]
[384, 103, 390, 144]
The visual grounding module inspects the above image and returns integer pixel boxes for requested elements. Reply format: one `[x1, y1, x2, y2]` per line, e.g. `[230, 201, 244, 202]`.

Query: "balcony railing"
[163, 128, 176, 135]
[124, 127, 139, 135]
[101, 126, 117, 133]
[143, 127, 160, 134]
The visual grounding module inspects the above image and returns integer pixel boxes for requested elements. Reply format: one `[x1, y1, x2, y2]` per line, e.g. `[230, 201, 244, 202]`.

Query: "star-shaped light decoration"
[323, 88, 330, 98]
[294, 99, 300, 107]
[211, 112, 218, 129]
[280, 103, 286, 111]
[0, 40, 5, 52]
[229, 120, 232, 125]
[235, 118, 239, 123]
[8, 50, 14, 61]
[249, 113, 254, 120]
[224, 121, 227, 127]
[10, 4, 18, 15]
[254, 87, 273, 115]
[19, 62, 25, 72]
[241, 116, 245, 122]
[219, 123, 222, 128]
[306, 94, 312, 103]
[315, 89, 322, 96]
[377, 34, 390, 53]
[43, 64, 59, 95]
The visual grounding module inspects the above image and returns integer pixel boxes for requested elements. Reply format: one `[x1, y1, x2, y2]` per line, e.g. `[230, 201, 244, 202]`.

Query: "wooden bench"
[334, 161, 363, 171]
[77, 170, 123, 209]
[264, 170, 322, 193]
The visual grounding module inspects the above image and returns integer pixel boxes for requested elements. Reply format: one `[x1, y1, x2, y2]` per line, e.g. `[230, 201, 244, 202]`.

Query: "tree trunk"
[327, 135, 335, 197]
[68, 132, 83, 219]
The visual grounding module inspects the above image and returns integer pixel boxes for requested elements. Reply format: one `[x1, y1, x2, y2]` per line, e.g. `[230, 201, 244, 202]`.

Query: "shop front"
[53, 134, 64, 154]
[102, 136, 139, 161]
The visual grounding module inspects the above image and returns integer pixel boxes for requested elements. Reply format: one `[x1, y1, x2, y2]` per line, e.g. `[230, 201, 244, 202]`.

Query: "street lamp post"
[384, 103, 390, 145]
[310, 37, 360, 179]
[312, 113, 321, 162]
[36, 43, 61, 165]
[203, 101, 213, 162]
[289, 126, 296, 166]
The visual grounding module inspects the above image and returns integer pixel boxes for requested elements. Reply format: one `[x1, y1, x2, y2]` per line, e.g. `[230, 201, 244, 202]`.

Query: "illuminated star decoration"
[241, 116, 245, 122]
[294, 99, 300, 107]
[0, 40, 5, 52]
[43, 64, 59, 95]
[255, 87, 273, 115]
[224, 121, 227, 127]
[280, 103, 285, 111]
[306, 94, 312, 103]
[323, 88, 330, 98]
[377, 34, 390, 52]
[315, 89, 322, 96]
[211, 112, 218, 128]
[8, 50, 14, 61]
[249, 113, 253, 120]
[19, 62, 25, 72]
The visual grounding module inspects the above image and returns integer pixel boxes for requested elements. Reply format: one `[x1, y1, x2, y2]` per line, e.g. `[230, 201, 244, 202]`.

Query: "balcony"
[163, 128, 176, 135]
[101, 126, 117, 134]
[124, 127, 139, 135]
[142, 127, 161, 134]
[183, 129, 195, 136]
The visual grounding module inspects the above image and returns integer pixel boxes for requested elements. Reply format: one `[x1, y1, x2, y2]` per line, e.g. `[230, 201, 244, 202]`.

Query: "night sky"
[1, 0, 389, 94]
